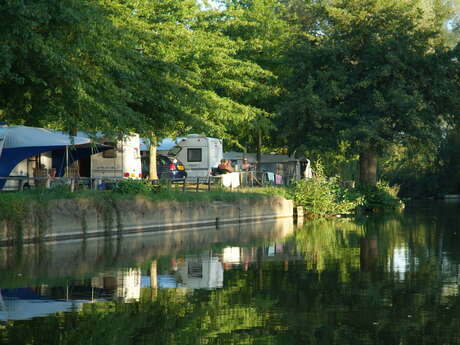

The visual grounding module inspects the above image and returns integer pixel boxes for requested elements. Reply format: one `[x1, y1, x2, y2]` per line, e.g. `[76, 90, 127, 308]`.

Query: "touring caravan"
[170, 135, 223, 178]
[88, 135, 142, 179]
[143, 135, 223, 178]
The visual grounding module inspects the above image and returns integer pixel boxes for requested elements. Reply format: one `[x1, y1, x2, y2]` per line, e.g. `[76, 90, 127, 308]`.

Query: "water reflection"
[1, 201, 460, 345]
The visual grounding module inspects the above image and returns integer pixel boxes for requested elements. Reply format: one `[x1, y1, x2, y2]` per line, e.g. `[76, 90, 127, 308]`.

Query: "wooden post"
[208, 176, 211, 191]
[196, 177, 199, 192]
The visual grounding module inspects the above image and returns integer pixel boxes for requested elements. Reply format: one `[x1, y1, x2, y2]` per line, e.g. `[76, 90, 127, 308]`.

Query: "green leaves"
[279, 0, 460, 184]
[0, 0, 275, 144]
[289, 162, 363, 218]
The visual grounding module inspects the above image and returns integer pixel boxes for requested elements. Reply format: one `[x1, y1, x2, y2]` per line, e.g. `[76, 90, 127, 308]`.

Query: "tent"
[0, 125, 110, 189]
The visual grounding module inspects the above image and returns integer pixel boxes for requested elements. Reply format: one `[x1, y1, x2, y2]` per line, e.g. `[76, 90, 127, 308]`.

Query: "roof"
[0, 126, 90, 148]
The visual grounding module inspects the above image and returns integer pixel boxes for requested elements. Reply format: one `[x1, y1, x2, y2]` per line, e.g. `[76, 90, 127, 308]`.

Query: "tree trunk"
[360, 237, 378, 272]
[359, 150, 377, 186]
[256, 128, 262, 172]
[149, 134, 158, 180]
[68, 127, 79, 177]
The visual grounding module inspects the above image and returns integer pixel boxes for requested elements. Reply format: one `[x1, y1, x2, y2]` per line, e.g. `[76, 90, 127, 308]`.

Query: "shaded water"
[0, 200, 459, 345]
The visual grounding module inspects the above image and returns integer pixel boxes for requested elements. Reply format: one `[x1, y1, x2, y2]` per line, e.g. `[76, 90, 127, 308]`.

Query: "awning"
[0, 125, 110, 188]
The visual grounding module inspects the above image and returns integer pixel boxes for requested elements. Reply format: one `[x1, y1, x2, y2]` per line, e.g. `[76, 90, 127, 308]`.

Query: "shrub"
[112, 179, 157, 194]
[288, 164, 362, 218]
[356, 181, 403, 211]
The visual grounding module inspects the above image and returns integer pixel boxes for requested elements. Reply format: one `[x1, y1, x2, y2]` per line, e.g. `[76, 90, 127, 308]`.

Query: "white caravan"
[163, 135, 223, 178]
[90, 135, 142, 179]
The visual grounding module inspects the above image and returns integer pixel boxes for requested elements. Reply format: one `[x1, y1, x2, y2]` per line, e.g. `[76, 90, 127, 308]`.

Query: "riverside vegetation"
[0, 169, 402, 236]
[288, 165, 403, 219]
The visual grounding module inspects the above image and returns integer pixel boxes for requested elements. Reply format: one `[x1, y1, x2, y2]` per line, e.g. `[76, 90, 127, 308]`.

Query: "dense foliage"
[1, 0, 459, 194]
[112, 179, 158, 194]
[288, 163, 402, 217]
[289, 164, 362, 218]
[356, 181, 403, 211]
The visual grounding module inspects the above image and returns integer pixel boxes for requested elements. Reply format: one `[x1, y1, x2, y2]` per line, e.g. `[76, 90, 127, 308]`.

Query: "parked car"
[156, 154, 187, 179]
[141, 153, 187, 180]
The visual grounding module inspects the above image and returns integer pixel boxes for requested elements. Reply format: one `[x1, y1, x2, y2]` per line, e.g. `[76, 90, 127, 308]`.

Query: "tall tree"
[0, 0, 143, 136]
[124, 0, 275, 173]
[201, 0, 291, 153]
[281, 0, 459, 185]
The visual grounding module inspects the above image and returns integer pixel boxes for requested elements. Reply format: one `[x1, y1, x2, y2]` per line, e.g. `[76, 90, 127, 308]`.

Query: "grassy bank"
[0, 184, 283, 207]
[0, 174, 403, 234]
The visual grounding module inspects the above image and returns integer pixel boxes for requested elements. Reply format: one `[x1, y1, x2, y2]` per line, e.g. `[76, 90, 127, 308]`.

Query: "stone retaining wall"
[0, 196, 293, 245]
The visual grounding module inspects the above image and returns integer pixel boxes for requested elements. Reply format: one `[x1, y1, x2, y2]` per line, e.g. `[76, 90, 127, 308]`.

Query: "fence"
[0, 171, 296, 193]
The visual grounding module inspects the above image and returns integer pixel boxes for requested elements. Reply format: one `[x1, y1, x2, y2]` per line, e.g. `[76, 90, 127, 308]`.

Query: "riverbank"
[0, 187, 293, 245]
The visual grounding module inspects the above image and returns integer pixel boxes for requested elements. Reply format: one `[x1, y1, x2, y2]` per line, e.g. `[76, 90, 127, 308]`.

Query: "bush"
[356, 181, 403, 211]
[112, 179, 157, 194]
[288, 164, 362, 218]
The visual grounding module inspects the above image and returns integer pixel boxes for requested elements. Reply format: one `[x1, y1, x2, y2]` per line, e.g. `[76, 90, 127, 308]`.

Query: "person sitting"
[241, 158, 252, 172]
[217, 159, 233, 174]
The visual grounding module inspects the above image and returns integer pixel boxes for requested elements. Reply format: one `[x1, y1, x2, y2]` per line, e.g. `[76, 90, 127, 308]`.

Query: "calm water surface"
[0, 201, 459, 345]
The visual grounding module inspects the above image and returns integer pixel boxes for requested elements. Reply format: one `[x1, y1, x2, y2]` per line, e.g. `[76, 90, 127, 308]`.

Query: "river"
[0, 200, 459, 345]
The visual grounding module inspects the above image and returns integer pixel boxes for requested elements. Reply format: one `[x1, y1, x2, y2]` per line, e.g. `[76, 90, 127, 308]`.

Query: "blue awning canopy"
[0, 126, 110, 189]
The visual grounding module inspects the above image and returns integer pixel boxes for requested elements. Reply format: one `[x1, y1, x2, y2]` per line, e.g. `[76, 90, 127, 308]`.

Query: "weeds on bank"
[287, 164, 402, 218]
[0, 174, 402, 227]
[288, 166, 362, 218]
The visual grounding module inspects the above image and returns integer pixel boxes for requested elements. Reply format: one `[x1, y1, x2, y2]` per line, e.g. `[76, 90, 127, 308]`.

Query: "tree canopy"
[1, 0, 459, 189]
[280, 0, 459, 184]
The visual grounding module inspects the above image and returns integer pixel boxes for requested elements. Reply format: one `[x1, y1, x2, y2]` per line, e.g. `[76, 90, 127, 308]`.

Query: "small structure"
[223, 152, 303, 181]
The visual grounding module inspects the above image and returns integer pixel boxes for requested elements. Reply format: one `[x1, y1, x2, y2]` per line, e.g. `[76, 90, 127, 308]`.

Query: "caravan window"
[187, 148, 202, 162]
[102, 142, 117, 158]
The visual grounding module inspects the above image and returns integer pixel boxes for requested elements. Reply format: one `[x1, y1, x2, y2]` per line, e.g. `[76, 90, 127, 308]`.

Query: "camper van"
[89, 135, 142, 179]
[154, 135, 223, 178]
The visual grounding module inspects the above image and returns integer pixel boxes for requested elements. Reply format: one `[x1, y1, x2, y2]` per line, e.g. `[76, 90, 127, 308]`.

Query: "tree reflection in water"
[1, 201, 460, 345]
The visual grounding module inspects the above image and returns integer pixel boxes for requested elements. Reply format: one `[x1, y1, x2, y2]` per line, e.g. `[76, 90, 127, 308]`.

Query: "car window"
[158, 156, 168, 166]
[168, 145, 182, 156]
